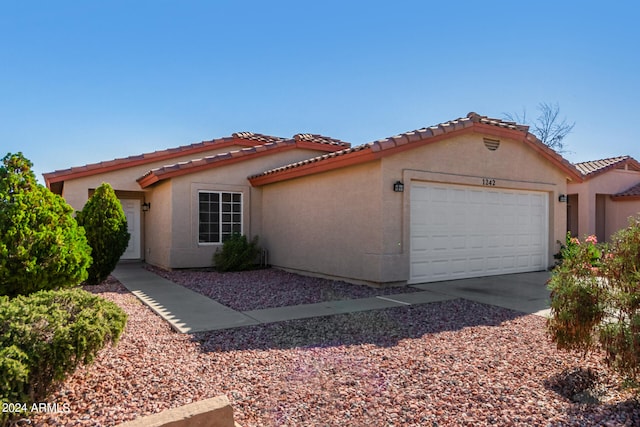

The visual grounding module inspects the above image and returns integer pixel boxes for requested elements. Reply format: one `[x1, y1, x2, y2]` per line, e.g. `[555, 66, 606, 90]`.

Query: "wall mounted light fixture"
[142, 202, 151, 212]
[393, 181, 404, 192]
[558, 194, 567, 203]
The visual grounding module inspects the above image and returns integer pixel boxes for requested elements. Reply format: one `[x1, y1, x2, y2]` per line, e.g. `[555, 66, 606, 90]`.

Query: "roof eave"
[137, 144, 299, 189]
[42, 138, 264, 185]
[295, 140, 349, 152]
[611, 195, 640, 202]
[249, 148, 378, 187]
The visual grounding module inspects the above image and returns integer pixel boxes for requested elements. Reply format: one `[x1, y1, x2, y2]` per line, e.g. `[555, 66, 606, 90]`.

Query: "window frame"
[197, 190, 243, 245]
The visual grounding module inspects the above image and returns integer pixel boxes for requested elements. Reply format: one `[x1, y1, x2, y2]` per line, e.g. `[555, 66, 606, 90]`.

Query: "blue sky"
[1, 1, 638, 183]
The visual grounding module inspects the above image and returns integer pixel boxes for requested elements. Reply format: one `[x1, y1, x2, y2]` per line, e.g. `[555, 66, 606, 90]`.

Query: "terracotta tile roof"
[249, 112, 583, 185]
[573, 156, 640, 177]
[293, 133, 351, 147]
[42, 134, 271, 186]
[611, 182, 640, 201]
[231, 132, 284, 144]
[137, 140, 297, 188]
[136, 134, 351, 188]
[43, 131, 348, 190]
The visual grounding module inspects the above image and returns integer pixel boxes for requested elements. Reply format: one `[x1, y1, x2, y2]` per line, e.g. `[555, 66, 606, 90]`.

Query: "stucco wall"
[260, 132, 570, 285]
[58, 145, 247, 211]
[261, 161, 384, 284]
[144, 180, 173, 268]
[164, 148, 323, 268]
[567, 169, 640, 240]
[606, 198, 640, 239]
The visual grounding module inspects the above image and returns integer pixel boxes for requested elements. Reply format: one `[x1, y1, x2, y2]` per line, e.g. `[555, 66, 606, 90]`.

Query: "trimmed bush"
[547, 216, 640, 383]
[0, 288, 127, 422]
[76, 183, 130, 285]
[213, 233, 260, 272]
[0, 153, 92, 297]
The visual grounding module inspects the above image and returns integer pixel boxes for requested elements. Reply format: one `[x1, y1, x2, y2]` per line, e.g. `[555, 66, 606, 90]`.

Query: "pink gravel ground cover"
[28, 275, 640, 427]
[145, 265, 423, 311]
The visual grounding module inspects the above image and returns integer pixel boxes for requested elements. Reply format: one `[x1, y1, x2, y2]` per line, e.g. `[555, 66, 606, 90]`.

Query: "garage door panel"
[502, 256, 515, 269]
[451, 259, 467, 274]
[410, 182, 548, 283]
[451, 235, 466, 249]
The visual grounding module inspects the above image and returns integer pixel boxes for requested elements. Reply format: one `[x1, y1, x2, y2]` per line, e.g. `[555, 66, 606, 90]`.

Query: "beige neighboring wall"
[260, 132, 571, 285]
[160, 148, 324, 269]
[606, 198, 640, 238]
[567, 169, 640, 240]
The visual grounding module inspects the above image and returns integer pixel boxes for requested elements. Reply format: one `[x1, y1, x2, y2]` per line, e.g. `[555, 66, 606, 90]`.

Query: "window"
[198, 191, 242, 243]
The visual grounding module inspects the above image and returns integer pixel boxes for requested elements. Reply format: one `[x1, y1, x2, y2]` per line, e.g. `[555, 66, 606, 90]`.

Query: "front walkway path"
[113, 263, 259, 332]
[113, 263, 550, 333]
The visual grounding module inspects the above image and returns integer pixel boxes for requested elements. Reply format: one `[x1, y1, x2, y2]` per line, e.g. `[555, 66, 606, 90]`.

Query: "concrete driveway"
[411, 271, 552, 317]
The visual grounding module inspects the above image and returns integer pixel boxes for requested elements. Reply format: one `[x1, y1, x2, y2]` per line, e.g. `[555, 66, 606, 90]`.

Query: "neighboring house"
[567, 156, 640, 242]
[45, 112, 584, 286]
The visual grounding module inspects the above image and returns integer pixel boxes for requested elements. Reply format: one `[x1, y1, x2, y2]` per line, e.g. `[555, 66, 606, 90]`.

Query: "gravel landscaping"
[29, 273, 640, 426]
[144, 265, 423, 311]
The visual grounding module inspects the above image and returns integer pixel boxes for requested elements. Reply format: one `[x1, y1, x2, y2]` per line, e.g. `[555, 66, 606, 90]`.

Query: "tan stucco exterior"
[261, 161, 385, 284]
[152, 148, 321, 268]
[58, 145, 248, 211]
[567, 168, 640, 241]
[45, 113, 595, 287]
[47, 142, 334, 268]
[260, 132, 570, 285]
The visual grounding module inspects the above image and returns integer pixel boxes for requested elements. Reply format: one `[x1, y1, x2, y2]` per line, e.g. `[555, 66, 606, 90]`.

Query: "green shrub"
[213, 233, 260, 272]
[76, 183, 130, 286]
[547, 216, 640, 383]
[0, 288, 127, 423]
[0, 153, 92, 297]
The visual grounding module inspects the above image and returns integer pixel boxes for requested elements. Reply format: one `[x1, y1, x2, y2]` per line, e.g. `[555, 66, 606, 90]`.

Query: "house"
[44, 132, 350, 267]
[44, 112, 585, 286]
[567, 156, 640, 242]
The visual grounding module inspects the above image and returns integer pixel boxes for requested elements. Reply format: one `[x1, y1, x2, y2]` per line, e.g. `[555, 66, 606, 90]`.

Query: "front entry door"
[119, 199, 141, 260]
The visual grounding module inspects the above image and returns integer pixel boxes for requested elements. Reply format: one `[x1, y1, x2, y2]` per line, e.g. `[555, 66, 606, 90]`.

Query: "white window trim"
[197, 191, 243, 245]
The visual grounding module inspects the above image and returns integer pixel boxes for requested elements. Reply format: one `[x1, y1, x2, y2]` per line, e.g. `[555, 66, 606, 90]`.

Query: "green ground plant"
[0, 153, 92, 297]
[0, 288, 127, 424]
[548, 216, 640, 384]
[213, 233, 260, 272]
[76, 183, 130, 285]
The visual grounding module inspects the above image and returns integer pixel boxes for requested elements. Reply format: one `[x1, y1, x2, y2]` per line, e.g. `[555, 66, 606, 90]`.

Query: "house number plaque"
[482, 178, 496, 186]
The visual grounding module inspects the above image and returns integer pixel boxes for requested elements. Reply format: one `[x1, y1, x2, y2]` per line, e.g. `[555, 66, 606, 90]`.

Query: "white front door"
[119, 199, 141, 260]
[409, 182, 548, 283]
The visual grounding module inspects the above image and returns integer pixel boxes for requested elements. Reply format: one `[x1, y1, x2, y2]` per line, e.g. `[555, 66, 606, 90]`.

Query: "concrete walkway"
[113, 263, 551, 333]
[113, 263, 259, 332]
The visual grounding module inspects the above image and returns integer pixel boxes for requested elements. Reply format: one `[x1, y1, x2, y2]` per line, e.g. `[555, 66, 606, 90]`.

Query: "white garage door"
[409, 182, 548, 283]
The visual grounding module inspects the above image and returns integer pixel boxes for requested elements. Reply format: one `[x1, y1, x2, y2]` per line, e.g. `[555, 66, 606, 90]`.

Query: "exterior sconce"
[142, 202, 151, 212]
[393, 181, 404, 193]
[558, 194, 567, 203]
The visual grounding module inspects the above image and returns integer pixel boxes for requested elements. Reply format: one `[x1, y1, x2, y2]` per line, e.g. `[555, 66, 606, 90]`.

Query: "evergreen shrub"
[76, 183, 130, 285]
[0, 153, 91, 297]
[213, 233, 260, 272]
[0, 288, 127, 423]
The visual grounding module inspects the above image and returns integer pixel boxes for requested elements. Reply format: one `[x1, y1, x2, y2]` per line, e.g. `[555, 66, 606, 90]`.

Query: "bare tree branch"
[503, 102, 575, 153]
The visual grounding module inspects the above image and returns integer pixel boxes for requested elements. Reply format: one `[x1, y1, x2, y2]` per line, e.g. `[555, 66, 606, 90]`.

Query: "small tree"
[76, 183, 130, 286]
[0, 153, 92, 297]
[548, 216, 640, 383]
[504, 102, 575, 153]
